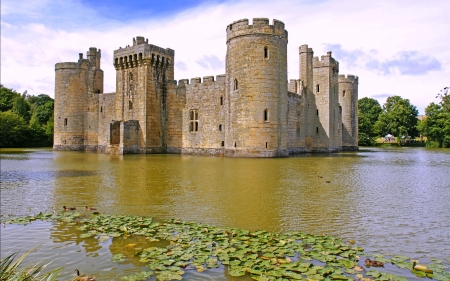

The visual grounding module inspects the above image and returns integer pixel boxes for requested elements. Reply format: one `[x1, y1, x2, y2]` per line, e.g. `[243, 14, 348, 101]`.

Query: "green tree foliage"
[375, 96, 419, 138]
[0, 111, 28, 147]
[0, 86, 54, 148]
[32, 100, 54, 125]
[418, 87, 450, 147]
[0, 85, 20, 111]
[358, 97, 382, 146]
[12, 94, 31, 122]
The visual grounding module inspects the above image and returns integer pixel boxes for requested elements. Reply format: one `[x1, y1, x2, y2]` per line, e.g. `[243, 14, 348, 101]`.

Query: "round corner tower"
[225, 18, 289, 157]
[54, 60, 88, 150]
[338, 74, 359, 150]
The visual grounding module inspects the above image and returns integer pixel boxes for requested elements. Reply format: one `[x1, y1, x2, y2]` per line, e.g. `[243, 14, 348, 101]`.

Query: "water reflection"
[1, 147, 450, 266]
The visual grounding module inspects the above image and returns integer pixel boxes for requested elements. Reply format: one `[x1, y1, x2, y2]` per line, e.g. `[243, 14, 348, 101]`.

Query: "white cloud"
[1, 0, 450, 114]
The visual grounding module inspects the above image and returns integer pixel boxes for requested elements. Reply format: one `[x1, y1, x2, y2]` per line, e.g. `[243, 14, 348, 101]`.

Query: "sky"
[2, 0, 450, 114]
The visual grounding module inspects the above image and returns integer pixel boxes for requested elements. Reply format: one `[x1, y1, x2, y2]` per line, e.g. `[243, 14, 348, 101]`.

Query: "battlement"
[299, 44, 313, 54]
[55, 62, 85, 70]
[226, 18, 288, 42]
[313, 51, 339, 68]
[338, 74, 359, 83]
[113, 38, 174, 70]
[175, 75, 226, 87]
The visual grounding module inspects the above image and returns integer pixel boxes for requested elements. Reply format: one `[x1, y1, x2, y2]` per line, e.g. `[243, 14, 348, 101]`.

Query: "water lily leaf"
[112, 253, 127, 262]
[228, 268, 246, 277]
[155, 270, 182, 281]
[365, 270, 381, 278]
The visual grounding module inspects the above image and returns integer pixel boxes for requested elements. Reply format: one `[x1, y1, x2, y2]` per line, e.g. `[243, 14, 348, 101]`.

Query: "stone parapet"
[226, 18, 288, 43]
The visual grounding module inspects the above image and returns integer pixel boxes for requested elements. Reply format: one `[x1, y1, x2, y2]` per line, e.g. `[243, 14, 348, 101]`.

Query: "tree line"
[0, 85, 54, 148]
[358, 87, 450, 148]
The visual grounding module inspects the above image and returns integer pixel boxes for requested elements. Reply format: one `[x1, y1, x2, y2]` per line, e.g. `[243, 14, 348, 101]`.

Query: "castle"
[53, 18, 358, 157]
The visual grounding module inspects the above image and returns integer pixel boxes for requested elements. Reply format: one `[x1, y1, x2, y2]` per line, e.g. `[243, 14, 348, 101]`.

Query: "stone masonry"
[53, 18, 359, 157]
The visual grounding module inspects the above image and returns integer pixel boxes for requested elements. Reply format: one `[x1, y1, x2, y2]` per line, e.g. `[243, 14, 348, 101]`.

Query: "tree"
[418, 87, 450, 147]
[0, 85, 20, 112]
[0, 111, 29, 147]
[375, 96, 419, 139]
[32, 100, 54, 125]
[358, 97, 382, 145]
[12, 94, 31, 122]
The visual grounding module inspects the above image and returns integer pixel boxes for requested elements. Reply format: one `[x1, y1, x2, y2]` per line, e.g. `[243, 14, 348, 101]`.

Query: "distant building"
[53, 18, 358, 157]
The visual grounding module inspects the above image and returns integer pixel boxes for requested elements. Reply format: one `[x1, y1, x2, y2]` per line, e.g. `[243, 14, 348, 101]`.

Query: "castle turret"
[338, 74, 358, 150]
[54, 48, 104, 151]
[312, 51, 342, 151]
[225, 18, 289, 157]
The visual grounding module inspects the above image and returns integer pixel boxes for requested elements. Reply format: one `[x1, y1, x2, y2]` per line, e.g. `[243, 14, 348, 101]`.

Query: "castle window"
[189, 109, 199, 132]
[264, 109, 269, 122]
[139, 53, 143, 61]
[221, 141, 224, 147]
[316, 84, 320, 93]
[316, 109, 319, 116]
[316, 127, 319, 134]
[343, 90, 346, 97]
[266, 142, 268, 148]
[133, 54, 137, 63]
[219, 124, 222, 131]
[129, 101, 133, 110]
[234, 79, 238, 90]
[234, 142, 237, 147]
[100, 106, 103, 113]
[64, 118, 67, 126]
[264, 47, 268, 59]
[220, 96, 223, 105]
[339, 106, 342, 113]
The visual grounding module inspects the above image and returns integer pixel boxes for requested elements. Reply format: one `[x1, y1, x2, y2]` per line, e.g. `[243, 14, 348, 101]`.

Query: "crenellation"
[54, 17, 358, 156]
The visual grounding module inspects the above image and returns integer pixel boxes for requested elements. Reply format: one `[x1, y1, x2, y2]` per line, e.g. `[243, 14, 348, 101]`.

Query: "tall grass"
[0, 249, 60, 281]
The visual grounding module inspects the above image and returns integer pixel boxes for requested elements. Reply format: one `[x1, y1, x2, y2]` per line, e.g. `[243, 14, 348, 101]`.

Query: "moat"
[1, 147, 449, 280]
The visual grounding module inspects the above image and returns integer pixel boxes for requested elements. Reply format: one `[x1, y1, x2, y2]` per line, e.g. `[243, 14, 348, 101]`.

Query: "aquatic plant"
[3, 212, 450, 281]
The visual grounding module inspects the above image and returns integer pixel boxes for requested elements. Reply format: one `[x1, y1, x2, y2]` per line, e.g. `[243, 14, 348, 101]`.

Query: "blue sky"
[2, 0, 450, 114]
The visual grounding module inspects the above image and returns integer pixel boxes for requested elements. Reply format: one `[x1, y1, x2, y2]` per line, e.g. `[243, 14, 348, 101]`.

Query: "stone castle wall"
[180, 75, 226, 156]
[53, 18, 359, 157]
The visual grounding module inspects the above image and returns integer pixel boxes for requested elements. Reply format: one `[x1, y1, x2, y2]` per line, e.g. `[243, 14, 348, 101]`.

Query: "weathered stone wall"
[54, 18, 359, 157]
[97, 92, 116, 153]
[312, 52, 342, 152]
[54, 61, 88, 150]
[286, 89, 307, 153]
[85, 48, 103, 151]
[225, 18, 289, 157]
[113, 39, 175, 153]
[180, 75, 226, 156]
[339, 74, 359, 150]
[165, 81, 185, 153]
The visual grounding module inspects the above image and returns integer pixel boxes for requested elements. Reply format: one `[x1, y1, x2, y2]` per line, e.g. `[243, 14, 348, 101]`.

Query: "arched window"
[264, 47, 268, 59]
[264, 109, 269, 122]
[234, 79, 238, 90]
[316, 84, 320, 93]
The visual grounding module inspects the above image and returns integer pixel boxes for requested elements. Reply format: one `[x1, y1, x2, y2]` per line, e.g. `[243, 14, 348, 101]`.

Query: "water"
[1, 147, 449, 280]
